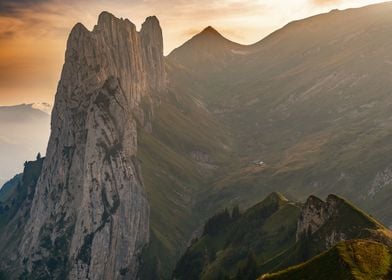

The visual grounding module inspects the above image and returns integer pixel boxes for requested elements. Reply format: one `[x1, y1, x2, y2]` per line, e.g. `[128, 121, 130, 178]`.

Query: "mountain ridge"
[167, 0, 392, 228]
[260, 239, 392, 280]
[173, 192, 392, 280]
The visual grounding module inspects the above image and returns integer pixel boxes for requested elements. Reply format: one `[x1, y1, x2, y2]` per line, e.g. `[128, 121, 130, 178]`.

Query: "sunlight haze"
[0, 0, 387, 105]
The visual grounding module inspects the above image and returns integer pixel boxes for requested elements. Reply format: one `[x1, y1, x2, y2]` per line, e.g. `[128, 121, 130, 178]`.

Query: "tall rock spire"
[18, 12, 165, 279]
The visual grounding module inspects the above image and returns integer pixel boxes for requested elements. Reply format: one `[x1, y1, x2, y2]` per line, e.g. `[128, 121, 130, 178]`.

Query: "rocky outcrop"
[368, 166, 392, 197]
[296, 194, 384, 248]
[296, 195, 329, 241]
[17, 12, 166, 280]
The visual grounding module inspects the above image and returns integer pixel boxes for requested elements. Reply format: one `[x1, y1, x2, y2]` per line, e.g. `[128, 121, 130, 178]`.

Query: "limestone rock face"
[296, 194, 381, 248]
[18, 12, 165, 280]
[296, 195, 346, 243]
[296, 195, 329, 241]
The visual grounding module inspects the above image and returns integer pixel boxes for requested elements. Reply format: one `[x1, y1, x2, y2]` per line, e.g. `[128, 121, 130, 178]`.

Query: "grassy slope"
[172, 193, 301, 280]
[138, 84, 233, 278]
[258, 194, 387, 275]
[260, 240, 392, 280]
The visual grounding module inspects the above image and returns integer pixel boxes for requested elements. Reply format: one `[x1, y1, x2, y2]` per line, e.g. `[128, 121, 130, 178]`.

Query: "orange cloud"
[0, 0, 386, 105]
[312, 0, 343, 5]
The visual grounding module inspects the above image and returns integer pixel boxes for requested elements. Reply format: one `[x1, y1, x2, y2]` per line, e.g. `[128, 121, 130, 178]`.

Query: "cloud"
[0, 0, 49, 15]
[0, 30, 15, 39]
[0, 0, 270, 105]
[311, 0, 343, 5]
[0, 0, 385, 105]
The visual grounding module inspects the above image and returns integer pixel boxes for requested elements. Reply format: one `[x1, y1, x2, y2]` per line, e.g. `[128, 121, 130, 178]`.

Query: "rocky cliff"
[296, 194, 385, 247]
[16, 12, 165, 279]
[296, 195, 330, 241]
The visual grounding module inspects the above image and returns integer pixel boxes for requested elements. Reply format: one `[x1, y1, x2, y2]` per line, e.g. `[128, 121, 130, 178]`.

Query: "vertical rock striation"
[18, 12, 165, 279]
[296, 194, 384, 248]
[296, 195, 329, 241]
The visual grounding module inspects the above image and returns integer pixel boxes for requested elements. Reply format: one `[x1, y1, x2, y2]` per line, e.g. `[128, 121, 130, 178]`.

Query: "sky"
[0, 0, 387, 106]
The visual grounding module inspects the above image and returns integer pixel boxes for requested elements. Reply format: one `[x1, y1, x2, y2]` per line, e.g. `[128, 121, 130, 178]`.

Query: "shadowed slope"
[173, 193, 300, 280]
[167, 1, 392, 227]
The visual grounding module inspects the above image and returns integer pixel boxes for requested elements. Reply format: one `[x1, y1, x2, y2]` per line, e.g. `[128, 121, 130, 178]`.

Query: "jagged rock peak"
[98, 11, 120, 24]
[143, 15, 160, 26]
[296, 194, 350, 240]
[95, 11, 136, 33]
[71, 22, 89, 34]
[296, 194, 385, 243]
[296, 195, 329, 241]
[18, 11, 166, 280]
[140, 16, 162, 42]
[140, 15, 165, 90]
[305, 195, 325, 206]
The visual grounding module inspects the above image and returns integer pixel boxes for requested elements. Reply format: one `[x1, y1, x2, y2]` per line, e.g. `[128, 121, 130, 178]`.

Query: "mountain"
[0, 12, 166, 279]
[169, 26, 247, 76]
[173, 193, 392, 280]
[0, 103, 49, 122]
[167, 1, 392, 228]
[0, 11, 232, 280]
[0, 12, 232, 279]
[2, 2, 392, 279]
[0, 104, 50, 187]
[31, 102, 52, 114]
[258, 194, 390, 274]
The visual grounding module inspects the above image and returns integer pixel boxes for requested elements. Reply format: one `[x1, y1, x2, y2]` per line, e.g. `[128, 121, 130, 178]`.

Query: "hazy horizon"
[0, 0, 388, 106]
[0, 103, 50, 187]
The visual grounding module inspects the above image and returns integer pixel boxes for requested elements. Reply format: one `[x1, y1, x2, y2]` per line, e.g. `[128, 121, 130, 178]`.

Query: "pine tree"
[231, 205, 241, 219]
[238, 251, 258, 280]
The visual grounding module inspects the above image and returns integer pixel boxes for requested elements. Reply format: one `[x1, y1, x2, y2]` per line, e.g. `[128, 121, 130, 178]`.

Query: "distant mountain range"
[0, 104, 50, 187]
[167, 1, 392, 229]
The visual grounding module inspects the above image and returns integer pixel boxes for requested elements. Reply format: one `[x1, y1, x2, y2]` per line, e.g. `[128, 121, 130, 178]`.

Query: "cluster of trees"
[212, 251, 259, 280]
[1, 153, 44, 223]
[0, 203, 10, 214]
[235, 252, 258, 280]
[202, 205, 241, 236]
